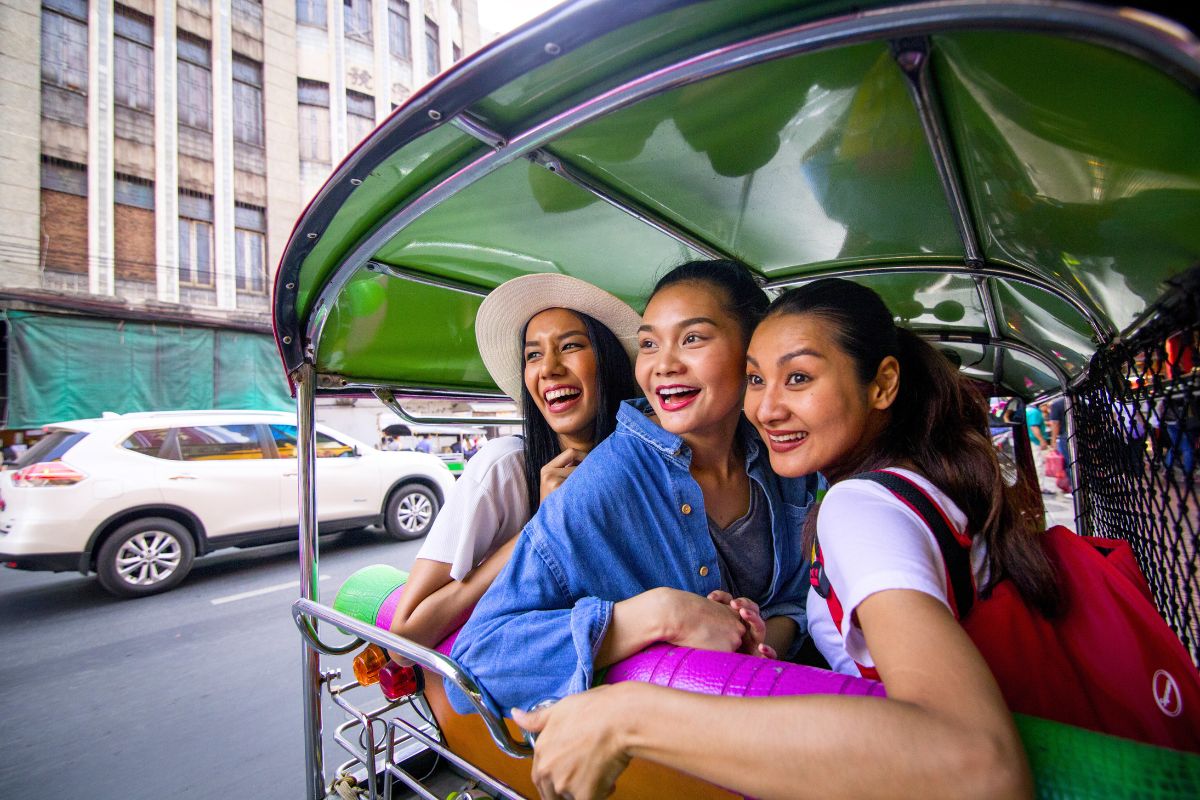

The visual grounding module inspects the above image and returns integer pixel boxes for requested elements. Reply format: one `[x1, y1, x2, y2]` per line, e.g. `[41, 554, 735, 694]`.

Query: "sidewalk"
[1043, 491, 1077, 530]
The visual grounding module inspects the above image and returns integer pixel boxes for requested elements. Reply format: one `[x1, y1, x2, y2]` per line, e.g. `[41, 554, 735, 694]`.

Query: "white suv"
[0, 410, 455, 597]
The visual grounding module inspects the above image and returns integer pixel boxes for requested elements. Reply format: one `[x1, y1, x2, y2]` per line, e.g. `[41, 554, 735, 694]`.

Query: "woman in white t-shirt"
[514, 278, 1061, 800]
[387, 273, 639, 650]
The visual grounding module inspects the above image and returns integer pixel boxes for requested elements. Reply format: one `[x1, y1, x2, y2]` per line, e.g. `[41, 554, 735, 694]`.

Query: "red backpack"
[811, 470, 1200, 752]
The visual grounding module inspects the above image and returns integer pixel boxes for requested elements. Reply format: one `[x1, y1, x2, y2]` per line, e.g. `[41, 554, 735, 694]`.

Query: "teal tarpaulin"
[3, 311, 291, 428]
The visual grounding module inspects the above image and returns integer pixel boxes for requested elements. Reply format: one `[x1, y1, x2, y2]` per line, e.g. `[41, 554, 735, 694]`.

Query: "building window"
[41, 0, 88, 92]
[346, 90, 375, 146]
[177, 33, 212, 133]
[235, 204, 266, 294]
[425, 19, 440, 76]
[232, 57, 264, 147]
[451, 0, 462, 17]
[178, 192, 214, 288]
[114, 6, 154, 113]
[41, 0, 88, 126]
[297, 79, 331, 164]
[296, 0, 325, 28]
[344, 0, 372, 45]
[388, 0, 410, 60]
[453, 43, 462, 63]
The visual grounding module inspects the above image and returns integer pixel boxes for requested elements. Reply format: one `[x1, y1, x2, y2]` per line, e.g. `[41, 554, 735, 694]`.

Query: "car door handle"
[283, 472, 297, 477]
[167, 475, 197, 481]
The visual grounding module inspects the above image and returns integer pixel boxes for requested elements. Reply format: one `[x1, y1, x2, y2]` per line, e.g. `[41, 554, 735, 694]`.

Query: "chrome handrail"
[292, 598, 534, 759]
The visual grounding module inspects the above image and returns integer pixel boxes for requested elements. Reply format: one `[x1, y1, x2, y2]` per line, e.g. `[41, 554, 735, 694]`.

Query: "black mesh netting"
[1068, 271, 1200, 664]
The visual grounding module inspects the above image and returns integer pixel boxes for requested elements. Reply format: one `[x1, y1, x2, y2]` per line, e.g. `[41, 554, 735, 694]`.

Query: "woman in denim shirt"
[447, 260, 820, 717]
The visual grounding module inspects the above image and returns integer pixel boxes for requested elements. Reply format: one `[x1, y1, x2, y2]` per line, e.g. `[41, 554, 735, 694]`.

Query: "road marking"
[211, 575, 332, 605]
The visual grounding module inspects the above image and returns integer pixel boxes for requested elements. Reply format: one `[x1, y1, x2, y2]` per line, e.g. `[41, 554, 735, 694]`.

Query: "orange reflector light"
[352, 644, 387, 686]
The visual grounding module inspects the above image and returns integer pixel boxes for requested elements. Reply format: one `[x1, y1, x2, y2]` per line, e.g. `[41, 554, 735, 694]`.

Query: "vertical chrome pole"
[1064, 395, 1086, 534]
[297, 363, 324, 800]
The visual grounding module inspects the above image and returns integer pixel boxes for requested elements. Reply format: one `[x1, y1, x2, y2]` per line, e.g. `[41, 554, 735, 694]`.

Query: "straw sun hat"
[475, 273, 642, 401]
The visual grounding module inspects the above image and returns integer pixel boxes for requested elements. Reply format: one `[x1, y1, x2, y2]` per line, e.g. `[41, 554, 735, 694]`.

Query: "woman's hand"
[659, 588, 747, 652]
[596, 587, 746, 668]
[707, 590, 775, 658]
[540, 447, 587, 502]
[512, 684, 635, 800]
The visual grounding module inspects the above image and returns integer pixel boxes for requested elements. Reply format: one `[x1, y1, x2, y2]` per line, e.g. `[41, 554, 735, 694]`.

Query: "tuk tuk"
[272, 1, 1200, 797]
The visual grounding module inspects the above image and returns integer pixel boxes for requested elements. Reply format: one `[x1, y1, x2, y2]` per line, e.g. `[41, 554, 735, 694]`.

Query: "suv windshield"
[13, 430, 88, 468]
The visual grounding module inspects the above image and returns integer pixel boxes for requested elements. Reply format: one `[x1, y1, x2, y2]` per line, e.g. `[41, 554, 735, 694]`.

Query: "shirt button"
[681, 503, 692, 515]
[699, 565, 709, 577]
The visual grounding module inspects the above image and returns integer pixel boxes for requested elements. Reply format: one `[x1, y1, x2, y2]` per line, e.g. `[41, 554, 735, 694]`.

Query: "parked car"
[0, 410, 455, 597]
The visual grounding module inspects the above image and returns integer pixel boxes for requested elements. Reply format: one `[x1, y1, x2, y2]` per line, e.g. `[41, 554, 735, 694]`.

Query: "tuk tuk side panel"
[935, 32, 1200, 335]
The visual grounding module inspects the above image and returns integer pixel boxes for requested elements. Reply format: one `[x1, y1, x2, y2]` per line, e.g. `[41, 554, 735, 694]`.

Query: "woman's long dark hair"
[650, 259, 768, 343]
[768, 278, 1061, 618]
[519, 311, 636, 514]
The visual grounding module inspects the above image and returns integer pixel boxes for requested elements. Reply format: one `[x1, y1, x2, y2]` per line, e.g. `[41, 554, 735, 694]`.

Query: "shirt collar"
[618, 398, 766, 470]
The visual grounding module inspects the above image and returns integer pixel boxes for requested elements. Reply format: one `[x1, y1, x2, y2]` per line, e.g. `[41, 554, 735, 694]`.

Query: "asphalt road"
[0, 527, 424, 800]
[0, 493, 1081, 800]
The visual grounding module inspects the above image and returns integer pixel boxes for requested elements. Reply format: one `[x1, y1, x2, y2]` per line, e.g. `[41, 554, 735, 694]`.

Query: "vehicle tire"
[384, 484, 439, 540]
[96, 517, 196, 598]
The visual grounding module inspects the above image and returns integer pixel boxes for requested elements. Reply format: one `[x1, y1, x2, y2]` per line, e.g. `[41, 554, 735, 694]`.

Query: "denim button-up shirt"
[446, 399, 820, 717]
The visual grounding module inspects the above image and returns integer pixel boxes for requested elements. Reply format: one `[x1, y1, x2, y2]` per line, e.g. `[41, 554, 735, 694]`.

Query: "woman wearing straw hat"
[447, 260, 820, 718]
[387, 273, 639, 651]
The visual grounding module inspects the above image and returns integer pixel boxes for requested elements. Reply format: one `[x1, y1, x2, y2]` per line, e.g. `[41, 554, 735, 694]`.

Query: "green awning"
[3, 311, 291, 429]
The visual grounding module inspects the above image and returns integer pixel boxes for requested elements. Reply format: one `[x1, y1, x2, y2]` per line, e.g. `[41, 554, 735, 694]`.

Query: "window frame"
[40, 6, 89, 95]
[297, 79, 332, 165]
[176, 33, 213, 133]
[178, 198, 215, 288]
[388, 0, 410, 60]
[424, 18, 440, 76]
[232, 56, 265, 148]
[113, 6, 154, 113]
[296, 0, 326, 29]
[343, 0, 373, 45]
[234, 226, 266, 294]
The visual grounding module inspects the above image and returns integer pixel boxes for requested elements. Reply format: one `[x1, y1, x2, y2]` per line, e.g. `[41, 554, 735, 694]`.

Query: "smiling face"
[744, 312, 898, 480]
[635, 281, 749, 442]
[523, 308, 600, 450]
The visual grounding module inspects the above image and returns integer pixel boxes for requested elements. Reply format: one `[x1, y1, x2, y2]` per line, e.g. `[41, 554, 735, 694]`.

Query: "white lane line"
[211, 575, 332, 605]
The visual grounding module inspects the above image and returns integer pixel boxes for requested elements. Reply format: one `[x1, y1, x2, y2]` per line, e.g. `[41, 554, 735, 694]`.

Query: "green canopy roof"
[273, 0, 1200, 401]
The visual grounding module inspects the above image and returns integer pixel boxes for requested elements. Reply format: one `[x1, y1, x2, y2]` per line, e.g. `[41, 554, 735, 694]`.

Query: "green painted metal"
[936, 32, 1200, 334]
[549, 44, 962, 272]
[295, 126, 482, 321]
[369, 159, 692, 305]
[281, 1, 1199, 401]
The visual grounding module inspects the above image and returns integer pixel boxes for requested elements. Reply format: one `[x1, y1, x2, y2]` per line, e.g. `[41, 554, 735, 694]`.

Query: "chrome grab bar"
[292, 598, 533, 759]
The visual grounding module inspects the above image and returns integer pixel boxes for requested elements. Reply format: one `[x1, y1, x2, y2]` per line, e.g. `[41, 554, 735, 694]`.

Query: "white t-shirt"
[808, 468, 989, 676]
[416, 436, 529, 581]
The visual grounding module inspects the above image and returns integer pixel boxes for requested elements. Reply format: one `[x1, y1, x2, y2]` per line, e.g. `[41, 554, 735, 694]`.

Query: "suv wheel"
[384, 484, 439, 540]
[96, 518, 196, 598]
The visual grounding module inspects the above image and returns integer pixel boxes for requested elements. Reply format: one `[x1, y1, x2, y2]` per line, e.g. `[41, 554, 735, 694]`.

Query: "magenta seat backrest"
[380, 584, 881, 698]
[603, 643, 886, 699]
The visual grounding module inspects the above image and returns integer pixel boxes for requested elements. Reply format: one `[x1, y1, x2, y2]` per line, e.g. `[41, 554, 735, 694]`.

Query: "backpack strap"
[852, 471, 976, 619]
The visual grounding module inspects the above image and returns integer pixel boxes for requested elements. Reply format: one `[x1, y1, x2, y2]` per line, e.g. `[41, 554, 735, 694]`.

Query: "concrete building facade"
[0, 0, 482, 434]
